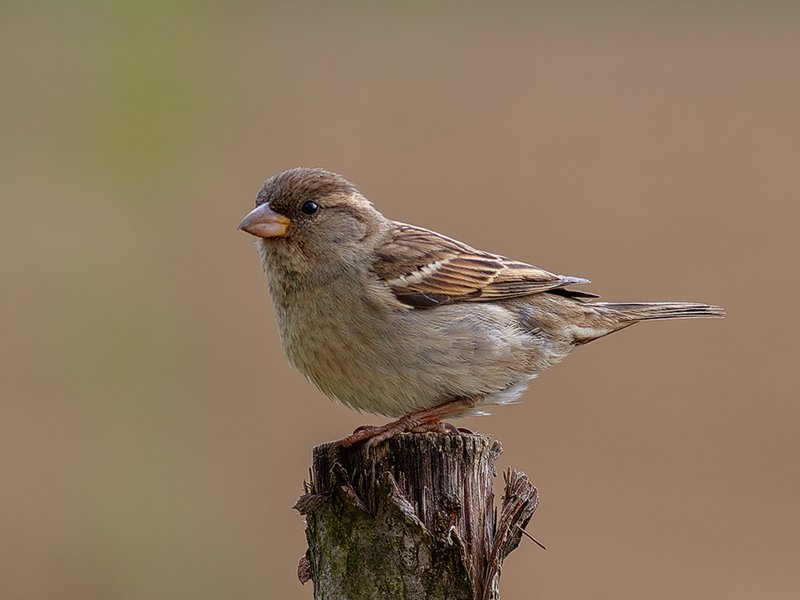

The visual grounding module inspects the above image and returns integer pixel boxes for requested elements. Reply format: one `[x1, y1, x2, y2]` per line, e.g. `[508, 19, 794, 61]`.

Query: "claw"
[334, 396, 485, 449]
[339, 426, 382, 448]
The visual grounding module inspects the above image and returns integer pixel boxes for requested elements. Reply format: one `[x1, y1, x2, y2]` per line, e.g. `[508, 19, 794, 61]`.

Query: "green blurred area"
[2, 2, 799, 599]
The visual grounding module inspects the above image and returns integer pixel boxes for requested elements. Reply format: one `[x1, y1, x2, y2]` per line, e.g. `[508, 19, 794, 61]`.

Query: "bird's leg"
[338, 395, 483, 449]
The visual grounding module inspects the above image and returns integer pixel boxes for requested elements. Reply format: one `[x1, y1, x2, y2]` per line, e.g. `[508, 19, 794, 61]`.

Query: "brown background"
[2, 2, 798, 599]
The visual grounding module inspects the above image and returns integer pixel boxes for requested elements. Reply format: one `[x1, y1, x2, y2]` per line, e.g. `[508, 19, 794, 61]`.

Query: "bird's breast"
[269, 280, 555, 417]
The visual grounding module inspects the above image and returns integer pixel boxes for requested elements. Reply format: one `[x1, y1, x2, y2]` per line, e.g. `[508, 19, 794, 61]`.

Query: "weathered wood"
[294, 432, 539, 600]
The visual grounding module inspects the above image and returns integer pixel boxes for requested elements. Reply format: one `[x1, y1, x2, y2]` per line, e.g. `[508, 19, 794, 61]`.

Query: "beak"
[238, 203, 292, 238]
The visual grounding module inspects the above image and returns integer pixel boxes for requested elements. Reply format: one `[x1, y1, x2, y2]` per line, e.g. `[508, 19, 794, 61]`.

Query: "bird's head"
[238, 167, 382, 277]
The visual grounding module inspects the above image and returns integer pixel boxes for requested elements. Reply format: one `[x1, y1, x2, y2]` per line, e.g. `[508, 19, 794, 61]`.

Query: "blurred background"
[2, 1, 798, 598]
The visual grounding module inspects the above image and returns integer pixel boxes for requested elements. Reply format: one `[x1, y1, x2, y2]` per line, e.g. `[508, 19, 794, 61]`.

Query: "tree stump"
[294, 432, 539, 600]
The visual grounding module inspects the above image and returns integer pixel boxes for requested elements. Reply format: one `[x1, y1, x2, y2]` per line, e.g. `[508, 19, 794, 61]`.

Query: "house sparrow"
[239, 167, 724, 447]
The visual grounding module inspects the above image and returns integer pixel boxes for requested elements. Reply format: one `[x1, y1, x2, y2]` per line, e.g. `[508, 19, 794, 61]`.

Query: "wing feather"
[373, 224, 593, 308]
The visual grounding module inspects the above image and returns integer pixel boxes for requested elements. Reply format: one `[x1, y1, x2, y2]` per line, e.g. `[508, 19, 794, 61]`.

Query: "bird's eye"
[301, 200, 319, 215]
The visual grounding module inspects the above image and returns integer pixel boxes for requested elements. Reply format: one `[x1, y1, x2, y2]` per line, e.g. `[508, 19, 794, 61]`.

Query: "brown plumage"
[374, 224, 593, 307]
[239, 167, 724, 446]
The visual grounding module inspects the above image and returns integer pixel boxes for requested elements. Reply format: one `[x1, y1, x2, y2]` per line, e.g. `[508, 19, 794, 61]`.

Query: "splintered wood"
[294, 433, 539, 600]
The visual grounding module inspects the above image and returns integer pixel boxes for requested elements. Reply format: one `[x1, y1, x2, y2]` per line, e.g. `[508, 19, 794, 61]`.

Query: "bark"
[294, 432, 539, 600]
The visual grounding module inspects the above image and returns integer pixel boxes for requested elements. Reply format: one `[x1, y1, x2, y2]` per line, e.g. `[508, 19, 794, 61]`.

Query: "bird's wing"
[372, 223, 595, 308]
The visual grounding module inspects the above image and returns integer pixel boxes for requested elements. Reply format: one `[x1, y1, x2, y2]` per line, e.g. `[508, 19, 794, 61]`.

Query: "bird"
[238, 167, 724, 447]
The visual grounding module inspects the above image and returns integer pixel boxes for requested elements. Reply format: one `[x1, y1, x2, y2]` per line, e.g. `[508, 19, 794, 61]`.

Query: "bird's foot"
[409, 422, 473, 435]
[337, 396, 483, 449]
[338, 416, 435, 449]
[410, 421, 455, 434]
[340, 424, 383, 446]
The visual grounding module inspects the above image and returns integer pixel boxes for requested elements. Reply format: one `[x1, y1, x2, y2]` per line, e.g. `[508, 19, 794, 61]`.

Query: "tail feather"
[595, 302, 726, 322]
[563, 300, 724, 346]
